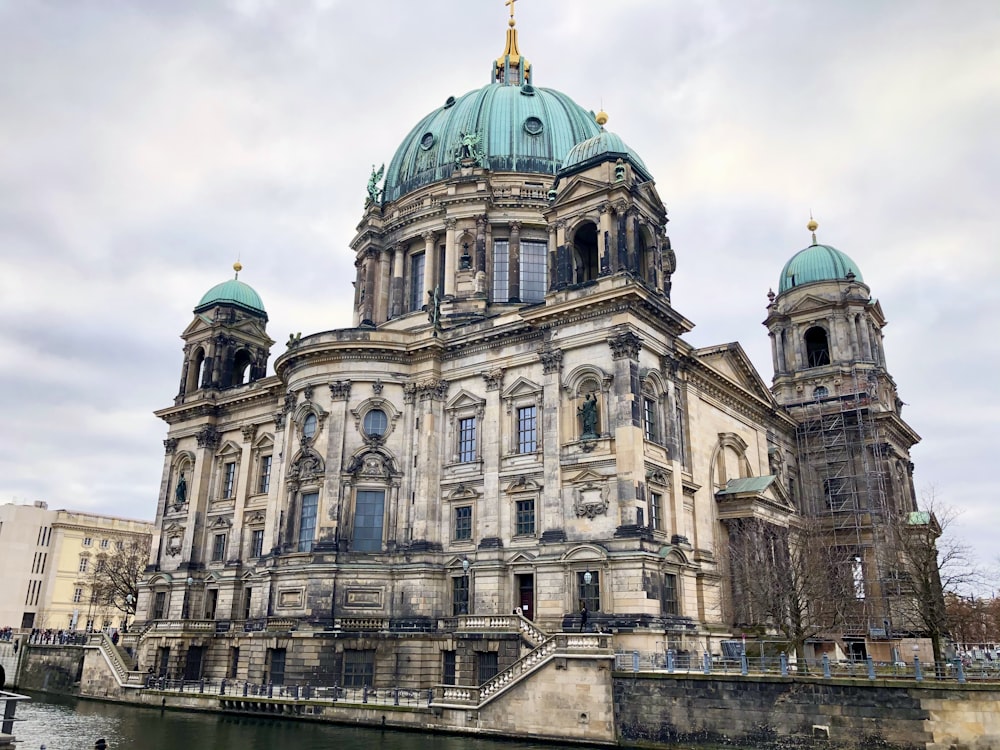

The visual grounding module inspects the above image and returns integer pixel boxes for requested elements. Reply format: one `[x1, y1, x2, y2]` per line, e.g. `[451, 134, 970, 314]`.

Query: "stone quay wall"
[612, 671, 1000, 750]
[15, 645, 85, 693]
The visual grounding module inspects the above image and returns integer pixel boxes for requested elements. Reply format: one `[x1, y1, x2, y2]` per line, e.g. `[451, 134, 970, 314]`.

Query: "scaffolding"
[793, 365, 892, 639]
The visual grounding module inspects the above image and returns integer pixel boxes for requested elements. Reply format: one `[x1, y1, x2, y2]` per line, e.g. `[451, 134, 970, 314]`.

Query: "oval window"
[363, 409, 388, 438]
[523, 116, 544, 135]
[444, 95, 456, 109]
[420, 132, 436, 151]
[303, 413, 317, 439]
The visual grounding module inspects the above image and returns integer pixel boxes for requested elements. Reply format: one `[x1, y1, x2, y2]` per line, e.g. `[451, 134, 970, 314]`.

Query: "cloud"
[0, 0, 997, 570]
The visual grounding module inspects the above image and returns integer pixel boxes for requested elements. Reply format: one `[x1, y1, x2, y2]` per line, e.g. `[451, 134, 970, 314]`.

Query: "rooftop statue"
[366, 163, 385, 204]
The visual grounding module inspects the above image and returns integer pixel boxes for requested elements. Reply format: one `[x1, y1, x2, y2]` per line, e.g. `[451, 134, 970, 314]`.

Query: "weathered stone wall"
[16, 645, 84, 693]
[613, 672, 1000, 750]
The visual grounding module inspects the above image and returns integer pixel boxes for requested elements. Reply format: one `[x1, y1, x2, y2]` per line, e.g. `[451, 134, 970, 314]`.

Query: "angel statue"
[367, 163, 385, 204]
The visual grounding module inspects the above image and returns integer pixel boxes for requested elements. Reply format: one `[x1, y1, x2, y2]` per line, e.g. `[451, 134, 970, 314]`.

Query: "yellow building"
[0, 502, 152, 632]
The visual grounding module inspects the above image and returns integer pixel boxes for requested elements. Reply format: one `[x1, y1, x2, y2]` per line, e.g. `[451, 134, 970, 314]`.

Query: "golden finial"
[506, 0, 517, 23]
[233, 261, 243, 279]
[596, 110, 609, 127]
[807, 214, 818, 245]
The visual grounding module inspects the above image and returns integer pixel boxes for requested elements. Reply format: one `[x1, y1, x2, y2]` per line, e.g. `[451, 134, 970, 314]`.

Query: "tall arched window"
[572, 222, 599, 284]
[804, 326, 831, 367]
[230, 349, 254, 387]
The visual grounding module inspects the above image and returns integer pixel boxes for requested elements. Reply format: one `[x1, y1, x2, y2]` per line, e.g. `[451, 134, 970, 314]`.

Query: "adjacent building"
[0, 502, 153, 632]
[132, 10, 924, 686]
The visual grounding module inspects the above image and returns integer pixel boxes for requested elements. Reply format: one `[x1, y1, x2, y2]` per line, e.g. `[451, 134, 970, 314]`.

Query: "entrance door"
[183, 645, 204, 680]
[518, 574, 534, 620]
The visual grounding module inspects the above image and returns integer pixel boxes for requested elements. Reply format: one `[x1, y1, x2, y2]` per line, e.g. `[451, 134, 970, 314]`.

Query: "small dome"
[195, 278, 267, 319]
[778, 244, 864, 294]
[383, 84, 601, 204]
[561, 129, 651, 180]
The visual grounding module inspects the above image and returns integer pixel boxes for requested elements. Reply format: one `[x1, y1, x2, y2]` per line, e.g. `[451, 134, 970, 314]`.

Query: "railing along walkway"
[436, 632, 612, 709]
[615, 650, 1000, 684]
[454, 613, 549, 648]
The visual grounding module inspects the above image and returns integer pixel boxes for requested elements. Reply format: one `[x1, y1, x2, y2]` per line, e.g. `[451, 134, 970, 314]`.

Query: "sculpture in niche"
[174, 474, 187, 505]
[578, 393, 599, 439]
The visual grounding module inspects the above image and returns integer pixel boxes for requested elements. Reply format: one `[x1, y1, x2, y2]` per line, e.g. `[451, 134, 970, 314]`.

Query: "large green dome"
[561, 129, 652, 181]
[195, 277, 267, 319]
[779, 244, 864, 294]
[383, 83, 602, 204]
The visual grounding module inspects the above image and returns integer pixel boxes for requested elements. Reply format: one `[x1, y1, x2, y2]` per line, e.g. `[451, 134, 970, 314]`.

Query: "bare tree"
[887, 493, 981, 663]
[88, 537, 150, 627]
[728, 517, 856, 663]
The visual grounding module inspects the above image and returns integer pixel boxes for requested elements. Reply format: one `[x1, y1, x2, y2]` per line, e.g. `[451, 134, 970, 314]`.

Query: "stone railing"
[151, 619, 217, 633]
[455, 614, 549, 648]
[436, 632, 612, 709]
[334, 618, 389, 631]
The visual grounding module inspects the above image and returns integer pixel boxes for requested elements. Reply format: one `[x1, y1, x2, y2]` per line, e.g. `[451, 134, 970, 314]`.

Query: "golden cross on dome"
[505, 0, 517, 21]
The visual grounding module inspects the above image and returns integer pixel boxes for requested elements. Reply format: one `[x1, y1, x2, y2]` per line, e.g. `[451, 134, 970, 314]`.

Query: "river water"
[12, 692, 567, 750]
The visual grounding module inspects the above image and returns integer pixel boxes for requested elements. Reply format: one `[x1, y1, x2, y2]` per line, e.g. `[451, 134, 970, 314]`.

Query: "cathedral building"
[133, 10, 921, 685]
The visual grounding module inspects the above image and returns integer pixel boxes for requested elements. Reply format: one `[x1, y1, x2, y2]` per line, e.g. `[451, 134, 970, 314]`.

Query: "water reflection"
[15, 692, 558, 750]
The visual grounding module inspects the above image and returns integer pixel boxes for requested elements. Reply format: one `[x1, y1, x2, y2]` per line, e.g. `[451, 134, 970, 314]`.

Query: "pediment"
[181, 315, 215, 338]
[504, 475, 543, 494]
[446, 389, 486, 411]
[693, 343, 775, 404]
[506, 551, 537, 566]
[216, 440, 242, 457]
[566, 467, 607, 486]
[559, 543, 608, 563]
[446, 483, 480, 502]
[551, 174, 612, 207]
[209, 515, 233, 529]
[783, 293, 835, 315]
[501, 375, 542, 400]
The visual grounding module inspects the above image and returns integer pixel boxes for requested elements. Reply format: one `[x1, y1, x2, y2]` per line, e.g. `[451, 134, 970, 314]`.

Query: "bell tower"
[176, 262, 274, 404]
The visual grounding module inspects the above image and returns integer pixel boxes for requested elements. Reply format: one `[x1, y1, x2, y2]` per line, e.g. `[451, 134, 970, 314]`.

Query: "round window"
[303, 413, 317, 439]
[443, 95, 456, 109]
[420, 132, 436, 151]
[363, 409, 388, 438]
[523, 116, 544, 135]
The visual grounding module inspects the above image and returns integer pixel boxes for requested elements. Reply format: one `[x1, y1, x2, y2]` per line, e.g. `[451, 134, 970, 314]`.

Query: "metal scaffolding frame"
[794, 365, 892, 639]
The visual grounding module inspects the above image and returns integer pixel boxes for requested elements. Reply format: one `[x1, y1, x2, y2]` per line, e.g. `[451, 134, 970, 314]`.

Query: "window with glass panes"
[153, 591, 167, 619]
[409, 253, 425, 312]
[453, 505, 472, 541]
[297, 492, 319, 553]
[343, 649, 375, 687]
[650, 492, 662, 530]
[477, 652, 499, 683]
[491, 239, 509, 302]
[73, 587, 83, 603]
[577, 571, 600, 612]
[458, 417, 476, 462]
[222, 461, 236, 497]
[515, 499, 535, 536]
[452, 575, 469, 615]
[258, 455, 272, 494]
[212, 533, 226, 562]
[352, 489, 385, 552]
[250, 529, 265, 557]
[516, 405, 537, 453]
[520, 240, 547, 302]
[663, 572, 679, 615]
[643, 397, 659, 442]
[442, 650, 457, 685]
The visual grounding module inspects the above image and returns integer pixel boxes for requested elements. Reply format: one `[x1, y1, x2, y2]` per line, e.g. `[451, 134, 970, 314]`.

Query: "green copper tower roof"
[195, 263, 267, 319]
[383, 84, 602, 203]
[779, 243, 864, 294]
[561, 127, 652, 181]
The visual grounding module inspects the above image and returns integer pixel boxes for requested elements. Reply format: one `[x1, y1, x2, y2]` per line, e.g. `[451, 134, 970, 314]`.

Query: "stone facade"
[132, 13, 924, 689]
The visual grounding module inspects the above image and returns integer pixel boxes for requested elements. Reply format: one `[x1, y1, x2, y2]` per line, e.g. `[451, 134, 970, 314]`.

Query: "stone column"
[444, 219, 457, 297]
[775, 329, 787, 374]
[508, 221, 521, 302]
[229, 424, 258, 565]
[475, 215, 487, 274]
[378, 246, 392, 323]
[539, 349, 563, 538]
[547, 223, 558, 291]
[390, 244, 405, 319]
[769, 332, 780, 375]
[323, 381, 352, 548]
[422, 231, 436, 306]
[599, 202, 613, 274]
[608, 330, 643, 530]
[352, 261, 363, 327]
[362, 248, 378, 325]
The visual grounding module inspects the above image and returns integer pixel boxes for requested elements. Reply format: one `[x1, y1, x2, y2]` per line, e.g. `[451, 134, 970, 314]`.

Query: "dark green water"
[13, 692, 568, 750]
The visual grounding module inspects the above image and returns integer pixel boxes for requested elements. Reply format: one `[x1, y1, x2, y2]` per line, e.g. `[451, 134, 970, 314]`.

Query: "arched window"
[363, 409, 388, 438]
[186, 347, 207, 392]
[572, 222, 599, 284]
[230, 349, 254, 387]
[804, 326, 830, 367]
[303, 413, 317, 440]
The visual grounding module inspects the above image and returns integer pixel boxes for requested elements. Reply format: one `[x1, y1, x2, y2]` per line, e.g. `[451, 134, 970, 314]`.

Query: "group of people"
[0, 626, 15, 642]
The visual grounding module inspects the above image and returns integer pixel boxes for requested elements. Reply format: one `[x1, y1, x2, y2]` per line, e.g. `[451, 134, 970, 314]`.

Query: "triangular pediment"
[501, 375, 542, 400]
[783, 293, 835, 315]
[692, 343, 775, 404]
[550, 174, 612, 207]
[181, 314, 271, 344]
[446, 389, 486, 411]
[506, 551, 536, 566]
[566, 467, 607, 486]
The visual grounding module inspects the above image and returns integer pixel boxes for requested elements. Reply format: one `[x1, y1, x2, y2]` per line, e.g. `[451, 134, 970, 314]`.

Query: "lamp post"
[182, 577, 194, 620]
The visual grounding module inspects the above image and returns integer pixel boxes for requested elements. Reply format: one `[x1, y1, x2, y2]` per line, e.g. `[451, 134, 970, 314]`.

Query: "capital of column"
[421, 231, 436, 243]
[509, 221, 522, 235]
[445, 218, 458, 230]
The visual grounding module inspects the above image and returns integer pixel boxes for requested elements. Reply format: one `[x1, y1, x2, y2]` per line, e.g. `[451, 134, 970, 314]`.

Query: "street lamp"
[182, 577, 194, 619]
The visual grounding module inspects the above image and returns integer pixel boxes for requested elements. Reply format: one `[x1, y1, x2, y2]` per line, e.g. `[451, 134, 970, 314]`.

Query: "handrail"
[455, 614, 549, 648]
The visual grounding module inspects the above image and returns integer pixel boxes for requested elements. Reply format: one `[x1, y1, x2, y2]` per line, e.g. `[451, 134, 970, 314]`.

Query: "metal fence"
[145, 677, 433, 707]
[613, 650, 1000, 684]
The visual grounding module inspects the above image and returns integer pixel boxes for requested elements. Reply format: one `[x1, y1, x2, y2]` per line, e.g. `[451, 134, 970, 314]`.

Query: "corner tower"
[176, 263, 274, 403]
[765, 219, 921, 650]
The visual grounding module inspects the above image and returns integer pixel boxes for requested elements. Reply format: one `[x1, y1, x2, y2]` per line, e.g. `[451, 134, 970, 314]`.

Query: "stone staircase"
[454, 613, 549, 648]
[87, 633, 146, 687]
[434, 632, 613, 709]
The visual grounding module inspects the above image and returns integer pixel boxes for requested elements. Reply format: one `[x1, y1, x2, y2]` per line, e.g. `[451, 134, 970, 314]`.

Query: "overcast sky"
[1, 1, 997, 578]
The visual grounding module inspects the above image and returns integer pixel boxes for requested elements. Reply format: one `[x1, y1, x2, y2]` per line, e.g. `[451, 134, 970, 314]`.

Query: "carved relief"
[288, 450, 324, 483]
[163, 438, 178, 454]
[241, 424, 258, 443]
[329, 380, 352, 400]
[539, 348, 563, 375]
[196, 426, 221, 449]
[608, 330, 642, 361]
[574, 480, 610, 519]
[483, 369, 504, 391]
